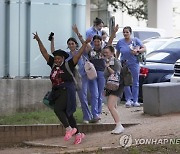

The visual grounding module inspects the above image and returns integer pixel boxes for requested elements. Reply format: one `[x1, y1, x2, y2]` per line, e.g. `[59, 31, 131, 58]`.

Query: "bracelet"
[77, 33, 82, 37]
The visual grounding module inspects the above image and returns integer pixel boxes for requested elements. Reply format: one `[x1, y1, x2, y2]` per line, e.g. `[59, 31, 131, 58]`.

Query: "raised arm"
[73, 37, 91, 65]
[50, 35, 55, 53]
[32, 32, 49, 62]
[116, 51, 120, 59]
[107, 24, 119, 46]
[72, 25, 85, 44]
[72, 25, 92, 52]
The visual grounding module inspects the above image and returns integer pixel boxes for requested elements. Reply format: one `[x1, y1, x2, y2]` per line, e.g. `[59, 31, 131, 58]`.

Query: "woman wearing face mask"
[33, 32, 91, 144]
[103, 45, 124, 134]
[50, 35, 92, 124]
[116, 26, 146, 108]
[86, 17, 104, 46]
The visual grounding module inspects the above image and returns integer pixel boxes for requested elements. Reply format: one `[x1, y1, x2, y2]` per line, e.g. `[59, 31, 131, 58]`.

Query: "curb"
[22, 123, 139, 153]
[23, 141, 67, 148]
[0, 123, 139, 147]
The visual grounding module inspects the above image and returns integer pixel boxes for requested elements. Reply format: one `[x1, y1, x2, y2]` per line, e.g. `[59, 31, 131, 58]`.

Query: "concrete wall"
[0, 79, 51, 116]
[147, 0, 173, 36]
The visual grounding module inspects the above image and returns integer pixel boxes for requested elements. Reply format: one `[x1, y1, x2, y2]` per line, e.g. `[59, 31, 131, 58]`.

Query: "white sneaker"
[83, 120, 89, 124]
[125, 100, 133, 108]
[111, 124, 124, 134]
[132, 101, 140, 107]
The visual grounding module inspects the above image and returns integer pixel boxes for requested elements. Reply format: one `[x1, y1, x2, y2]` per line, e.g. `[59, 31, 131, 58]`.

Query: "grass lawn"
[0, 107, 83, 125]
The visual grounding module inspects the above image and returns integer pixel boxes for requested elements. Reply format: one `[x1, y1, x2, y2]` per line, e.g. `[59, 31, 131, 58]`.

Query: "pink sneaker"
[64, 128, 77, 141]
[74, 133, 85, 144]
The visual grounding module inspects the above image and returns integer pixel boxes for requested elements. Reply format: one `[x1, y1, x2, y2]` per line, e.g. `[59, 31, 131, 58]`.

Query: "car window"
[146, 52, 170, 61]
[161, 41, 180, 49]
[144, 40, 167, 54]
[134, 31, 160, 41]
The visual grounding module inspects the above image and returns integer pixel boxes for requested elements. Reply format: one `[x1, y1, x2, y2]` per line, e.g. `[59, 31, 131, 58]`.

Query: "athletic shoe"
[74, 133, 85, 144]
[83, 120, 89, 124]
[90, 117, 101, 123]
[64, 128, 77, 141]
[132, 101, 140, 107]
[111, 125, 124, 134]
[125, 100, 133, 108]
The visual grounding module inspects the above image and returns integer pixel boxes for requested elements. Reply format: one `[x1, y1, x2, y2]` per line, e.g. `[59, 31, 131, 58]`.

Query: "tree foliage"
[107, 0, 148, 20]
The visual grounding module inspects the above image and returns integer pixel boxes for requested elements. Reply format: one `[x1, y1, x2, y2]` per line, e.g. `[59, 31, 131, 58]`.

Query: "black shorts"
[105, 84, 124, 98]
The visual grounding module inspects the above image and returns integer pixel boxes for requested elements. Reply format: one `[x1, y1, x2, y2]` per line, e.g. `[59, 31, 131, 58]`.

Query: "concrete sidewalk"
[21, 104, 180, 154]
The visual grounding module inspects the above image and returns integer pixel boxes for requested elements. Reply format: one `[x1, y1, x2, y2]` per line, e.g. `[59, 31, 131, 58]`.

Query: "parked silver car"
[144, 37, 180, 54]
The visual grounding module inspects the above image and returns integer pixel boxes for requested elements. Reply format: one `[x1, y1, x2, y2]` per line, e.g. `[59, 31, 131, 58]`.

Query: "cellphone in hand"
[48, 32, 54, 41]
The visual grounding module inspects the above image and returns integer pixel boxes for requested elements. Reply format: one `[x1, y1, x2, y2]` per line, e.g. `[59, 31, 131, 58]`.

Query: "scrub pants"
[88, 71, 105, 119]
[124, 63, 140, 103]
[77, 75, 92, 121]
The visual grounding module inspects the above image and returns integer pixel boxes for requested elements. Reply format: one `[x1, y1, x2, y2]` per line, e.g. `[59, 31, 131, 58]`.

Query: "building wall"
[0, 0, 86, 78]
[173, 0, 180, 37]
[148, 0, 173, 36]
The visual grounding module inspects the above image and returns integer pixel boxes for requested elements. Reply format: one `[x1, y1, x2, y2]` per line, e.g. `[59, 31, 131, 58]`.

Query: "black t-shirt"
[89, 49, 105, 71]
[47, 56, 75, 86]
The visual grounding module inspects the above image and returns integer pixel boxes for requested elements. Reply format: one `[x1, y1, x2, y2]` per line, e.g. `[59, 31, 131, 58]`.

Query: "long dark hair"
[103, 45, 115, 54]
[123, 26, 132, 34]
[93, 17, 104, 26]
[92, 35, 102, 41]
[67, 37, 79, 49]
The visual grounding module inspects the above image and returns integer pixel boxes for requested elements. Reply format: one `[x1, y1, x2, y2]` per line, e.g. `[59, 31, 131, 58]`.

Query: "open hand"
[114, 24, 119, 33]
[32, 32, 40, 41]
[72, 24, 79, 34]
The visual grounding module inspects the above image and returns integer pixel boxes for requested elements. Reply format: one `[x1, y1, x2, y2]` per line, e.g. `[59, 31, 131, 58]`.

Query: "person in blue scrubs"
[116, 26, 146, 107]
[65, 38, 92, 124]
[86, 17, 104, 46]
[74, 24, 119, 122]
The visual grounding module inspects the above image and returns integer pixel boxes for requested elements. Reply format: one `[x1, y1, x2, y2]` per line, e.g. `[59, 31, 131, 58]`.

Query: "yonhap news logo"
[119, 134, 133, 147]
[119, 135, 180, 148]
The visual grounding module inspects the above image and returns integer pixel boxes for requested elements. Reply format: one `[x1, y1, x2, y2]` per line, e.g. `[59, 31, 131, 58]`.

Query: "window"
[163, 41, 180, 49]
[134, 31, 160, 41]
[147, 52, 170, 61]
